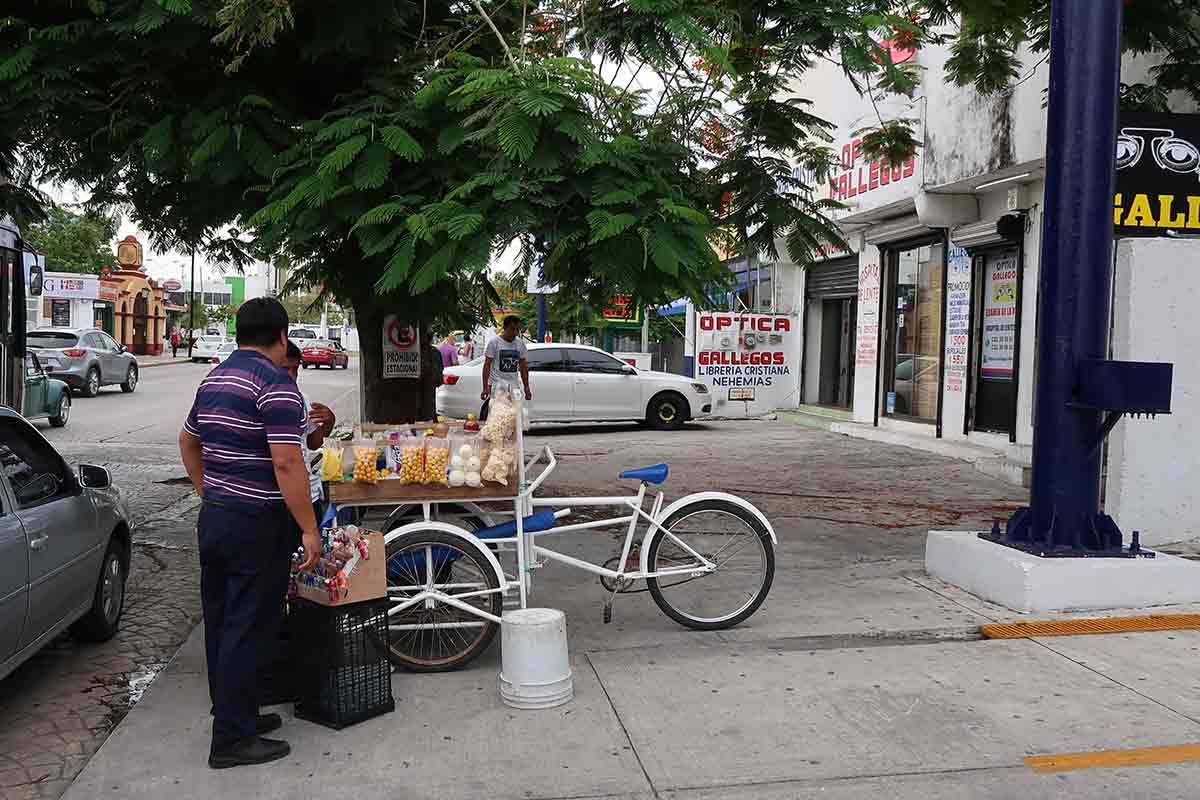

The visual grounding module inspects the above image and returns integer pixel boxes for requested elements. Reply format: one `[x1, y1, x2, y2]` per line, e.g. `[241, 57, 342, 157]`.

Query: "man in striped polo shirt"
[179, 297, 320, 769]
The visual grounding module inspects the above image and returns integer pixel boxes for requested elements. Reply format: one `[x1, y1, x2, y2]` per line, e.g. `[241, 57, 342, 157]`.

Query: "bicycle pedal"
[602, 601, 613, 624]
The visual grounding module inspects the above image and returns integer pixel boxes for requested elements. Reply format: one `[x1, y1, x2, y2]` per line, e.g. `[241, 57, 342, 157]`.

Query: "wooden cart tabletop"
[328, 478, 519, 505]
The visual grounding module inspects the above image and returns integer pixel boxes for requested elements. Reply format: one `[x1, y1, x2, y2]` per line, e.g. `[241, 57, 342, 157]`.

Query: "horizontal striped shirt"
[183, 349, 303, 507]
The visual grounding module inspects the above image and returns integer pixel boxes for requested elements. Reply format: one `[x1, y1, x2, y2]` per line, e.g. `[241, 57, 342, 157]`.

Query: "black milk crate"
[290, 597, 395, 730]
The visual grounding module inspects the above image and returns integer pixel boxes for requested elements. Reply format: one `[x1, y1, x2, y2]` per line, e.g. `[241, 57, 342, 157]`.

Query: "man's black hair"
[286, 340, 302, 363]
[501, 314, 521, 330]
[235, 297, 290, 347]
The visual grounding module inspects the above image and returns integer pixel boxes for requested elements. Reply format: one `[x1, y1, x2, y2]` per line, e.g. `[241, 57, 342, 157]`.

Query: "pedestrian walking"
[178, 297, 320, 770]
[480, 314, 532, 419]
[459, 336, 474, 361]
[284, 341, 336, 524]
[438, 333, 459, 368]
[170, 328, 181, 358]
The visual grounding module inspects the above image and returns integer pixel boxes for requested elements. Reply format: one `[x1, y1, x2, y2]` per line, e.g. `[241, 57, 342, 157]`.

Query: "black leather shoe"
[208, 736, 291, 769]
[256, 713, 282, 735]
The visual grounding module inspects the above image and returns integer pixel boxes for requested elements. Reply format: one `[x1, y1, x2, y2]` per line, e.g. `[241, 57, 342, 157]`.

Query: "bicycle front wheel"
[646, 499, 774, 630]
[384, 529, 503, 672]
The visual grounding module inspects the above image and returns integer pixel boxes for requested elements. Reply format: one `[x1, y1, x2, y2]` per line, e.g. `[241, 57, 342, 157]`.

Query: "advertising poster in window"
[855, 262, 881, 367]
[981, 252, 1018, 379]
[694, 312, 799, 416]
[943, 247, 972, 393]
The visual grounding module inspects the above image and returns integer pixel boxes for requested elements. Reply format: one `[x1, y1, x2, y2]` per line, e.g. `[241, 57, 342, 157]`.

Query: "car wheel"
[70, 539, 126, 642]
[49, 394, 70, 427]
[81, 367, 101, 397]
[121, 365, 138, 393]
[648, 392, 688, 431]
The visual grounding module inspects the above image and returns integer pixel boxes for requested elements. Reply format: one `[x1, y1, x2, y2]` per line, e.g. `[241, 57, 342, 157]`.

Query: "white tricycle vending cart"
[328, 390, 776, 672]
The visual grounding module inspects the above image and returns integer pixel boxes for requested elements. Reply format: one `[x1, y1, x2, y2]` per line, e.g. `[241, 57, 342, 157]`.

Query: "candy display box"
[293, 528, 386, 607]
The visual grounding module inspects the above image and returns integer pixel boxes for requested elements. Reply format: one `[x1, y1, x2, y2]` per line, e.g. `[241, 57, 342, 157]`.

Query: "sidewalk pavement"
[62, 566, 1200, 799]
[60, 421, 1200, 799]
[137, 353, 196, 368]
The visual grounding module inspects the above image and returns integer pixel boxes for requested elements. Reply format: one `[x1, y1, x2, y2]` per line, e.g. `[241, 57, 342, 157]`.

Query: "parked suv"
[0, 407, 131, 681]
[27, 328, 140, 397]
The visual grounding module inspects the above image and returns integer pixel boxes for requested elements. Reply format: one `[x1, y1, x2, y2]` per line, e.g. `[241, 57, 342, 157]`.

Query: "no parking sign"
[381, 315, 420, 379]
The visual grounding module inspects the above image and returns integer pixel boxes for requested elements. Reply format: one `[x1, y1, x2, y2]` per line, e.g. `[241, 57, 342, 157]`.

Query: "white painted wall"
[802, 298, 823, 405]
[1106, 238, 1200, 546]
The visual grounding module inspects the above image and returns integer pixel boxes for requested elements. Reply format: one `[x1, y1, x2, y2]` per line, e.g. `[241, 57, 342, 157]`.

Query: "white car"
[436, 344, 712, 430]
[211, 341, 237, 364]
[190, 335, 228, 363]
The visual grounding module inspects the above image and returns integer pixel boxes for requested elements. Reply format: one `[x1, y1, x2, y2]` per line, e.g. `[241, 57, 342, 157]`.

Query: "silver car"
[27, 328, 140, 397]
[0, 407, 132, 680]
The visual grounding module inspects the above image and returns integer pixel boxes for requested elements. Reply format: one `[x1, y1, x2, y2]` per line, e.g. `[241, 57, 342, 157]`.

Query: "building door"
[817, 298, 856, 407]
[132, 292, 149, 352]
[883, 242, 945, 422]
[971, 248, 1020, 433]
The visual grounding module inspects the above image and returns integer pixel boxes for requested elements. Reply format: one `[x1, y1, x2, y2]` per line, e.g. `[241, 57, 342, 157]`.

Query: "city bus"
[0, 215, 29, 412]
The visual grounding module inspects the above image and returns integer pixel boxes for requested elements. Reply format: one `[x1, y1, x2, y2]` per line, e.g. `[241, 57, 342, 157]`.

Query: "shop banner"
[694, 312, 798, 415]
[42, 272, 99, 300]
[381, 315, 420, 380]
[1115, 112, 1200, 237]
[981, 252, 1018, 379]
[855, 261, 881, 367]
[944, 246, 972, 393]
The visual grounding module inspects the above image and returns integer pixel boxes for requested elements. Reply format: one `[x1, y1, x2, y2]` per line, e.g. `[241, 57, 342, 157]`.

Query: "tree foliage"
[22, 205, 118, 274]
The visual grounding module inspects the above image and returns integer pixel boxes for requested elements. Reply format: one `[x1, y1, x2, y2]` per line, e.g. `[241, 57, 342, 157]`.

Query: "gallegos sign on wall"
[1114, 112, 1200, 236]
[694, 312, 799, 416]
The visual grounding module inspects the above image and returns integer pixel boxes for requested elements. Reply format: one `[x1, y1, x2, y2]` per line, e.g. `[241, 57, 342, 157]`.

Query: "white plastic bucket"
[499, 608, 573, 709]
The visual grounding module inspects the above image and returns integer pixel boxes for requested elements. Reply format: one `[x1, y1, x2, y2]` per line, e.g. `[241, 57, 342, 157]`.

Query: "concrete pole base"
[926, 531, 1200, 613]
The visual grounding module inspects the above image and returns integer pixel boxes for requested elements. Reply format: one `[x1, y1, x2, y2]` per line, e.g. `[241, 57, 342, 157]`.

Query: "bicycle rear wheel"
[384, 529, 503, 672]
[645, 499, 774, 630]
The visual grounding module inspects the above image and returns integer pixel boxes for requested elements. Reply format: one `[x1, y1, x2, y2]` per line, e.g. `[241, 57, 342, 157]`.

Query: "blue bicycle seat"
[618, 464, 669, 485]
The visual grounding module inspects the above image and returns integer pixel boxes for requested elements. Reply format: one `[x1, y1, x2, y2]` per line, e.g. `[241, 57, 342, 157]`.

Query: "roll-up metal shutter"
[805, 257, 859, 299]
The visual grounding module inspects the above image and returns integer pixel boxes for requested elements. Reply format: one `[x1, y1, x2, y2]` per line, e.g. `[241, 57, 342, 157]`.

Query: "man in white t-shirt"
[481, 315, 532, 417]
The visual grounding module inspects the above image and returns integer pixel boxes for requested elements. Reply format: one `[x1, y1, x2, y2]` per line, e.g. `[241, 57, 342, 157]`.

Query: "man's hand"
[300, 528, 321, 571]
[524, 387, 532, 401]
[310, 402, 336, 431]
[481, 389, 490, 401]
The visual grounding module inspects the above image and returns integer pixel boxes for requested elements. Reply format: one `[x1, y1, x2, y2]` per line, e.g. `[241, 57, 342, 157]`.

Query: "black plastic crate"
[290, 597, 395, 729]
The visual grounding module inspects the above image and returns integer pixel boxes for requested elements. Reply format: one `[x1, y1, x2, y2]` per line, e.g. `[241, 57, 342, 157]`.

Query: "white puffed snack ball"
[466, 471, 482, 487]
[449, 469, 467, 486]
[450, 455, 465, 469]
[466, 456, 481, 471]
[458, 444, 473, 459]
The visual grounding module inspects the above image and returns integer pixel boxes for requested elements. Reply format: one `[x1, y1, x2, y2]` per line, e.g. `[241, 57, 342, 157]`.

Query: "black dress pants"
[198, 500, 296, 752]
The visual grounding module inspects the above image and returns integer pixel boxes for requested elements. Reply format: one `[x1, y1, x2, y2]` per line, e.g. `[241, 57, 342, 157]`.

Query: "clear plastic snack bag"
[351, 439, 378, 484]
[398, 431, 424, 485]
[423, 430, 450, 486]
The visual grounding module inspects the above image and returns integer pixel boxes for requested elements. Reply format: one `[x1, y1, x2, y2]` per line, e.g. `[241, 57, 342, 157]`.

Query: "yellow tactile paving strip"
[981, 613, 1200, 639]
[1026, 743, 1200, 773]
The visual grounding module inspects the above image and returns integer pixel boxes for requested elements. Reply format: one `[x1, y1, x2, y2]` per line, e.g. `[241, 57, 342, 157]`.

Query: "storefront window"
[50, 300, 71, 327]
[886, 243, 944, 422]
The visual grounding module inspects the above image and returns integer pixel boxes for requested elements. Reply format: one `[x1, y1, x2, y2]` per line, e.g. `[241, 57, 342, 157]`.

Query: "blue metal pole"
[537, 293, 547, 342]
[1007, 0, 1125, 551]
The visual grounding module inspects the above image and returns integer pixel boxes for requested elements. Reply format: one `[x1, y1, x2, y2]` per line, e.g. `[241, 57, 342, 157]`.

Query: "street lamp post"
[1002, 0, 1173, 554]
[187, 249, 195, 359]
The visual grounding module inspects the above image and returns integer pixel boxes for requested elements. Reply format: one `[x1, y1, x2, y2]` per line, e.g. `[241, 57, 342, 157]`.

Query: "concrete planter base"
[926, 531, 1200, 613]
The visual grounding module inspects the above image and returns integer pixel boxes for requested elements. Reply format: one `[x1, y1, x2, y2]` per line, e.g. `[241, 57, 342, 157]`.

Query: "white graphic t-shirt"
[484, 336, 527, 394]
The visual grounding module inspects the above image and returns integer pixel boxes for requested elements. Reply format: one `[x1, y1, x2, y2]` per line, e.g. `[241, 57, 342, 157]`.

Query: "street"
[0, 359, 361, 800]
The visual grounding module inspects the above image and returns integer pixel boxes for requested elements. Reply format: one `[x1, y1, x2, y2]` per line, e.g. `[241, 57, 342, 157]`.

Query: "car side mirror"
[117, 344, 127, 353]
[620, 364, 637, 376]
[78, 464, 112, 489]
[16, 473, 60, 505]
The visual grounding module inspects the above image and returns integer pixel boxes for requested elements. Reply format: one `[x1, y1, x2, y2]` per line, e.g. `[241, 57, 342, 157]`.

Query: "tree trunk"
[353, 294, 442, 424]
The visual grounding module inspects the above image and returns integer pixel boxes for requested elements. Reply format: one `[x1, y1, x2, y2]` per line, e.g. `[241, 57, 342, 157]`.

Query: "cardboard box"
[294, 529, 387, 607]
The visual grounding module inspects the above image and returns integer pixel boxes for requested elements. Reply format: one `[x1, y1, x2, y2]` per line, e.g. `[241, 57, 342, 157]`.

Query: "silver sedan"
[0, 407, 133, 680]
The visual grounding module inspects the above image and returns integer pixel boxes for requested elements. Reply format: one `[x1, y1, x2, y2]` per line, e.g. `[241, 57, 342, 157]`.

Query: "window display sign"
[602, 295, 640, 325]
[855, 262, 881, 367]
[381, 315, 420, 379]
[944, 247, 972, 393]
[981, 252, 1018, 379]
[1114, 112, 1200, 236]
[694, 312, 799, 416]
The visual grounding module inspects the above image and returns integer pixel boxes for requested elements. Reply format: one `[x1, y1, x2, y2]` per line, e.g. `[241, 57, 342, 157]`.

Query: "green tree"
[5, 1, 1194, 421]
[22, 205, 118, 274]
